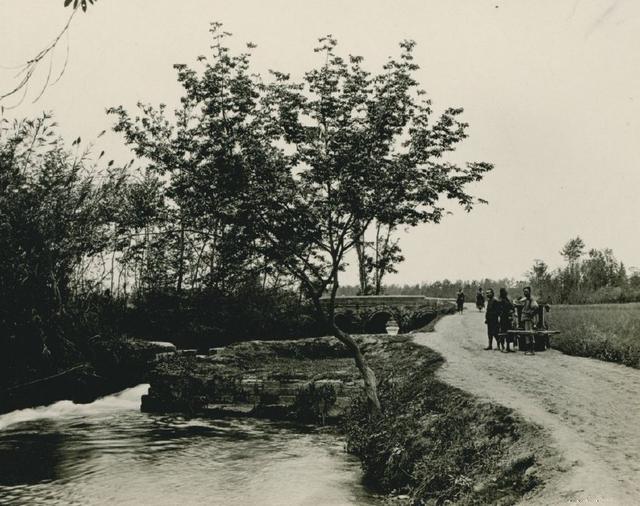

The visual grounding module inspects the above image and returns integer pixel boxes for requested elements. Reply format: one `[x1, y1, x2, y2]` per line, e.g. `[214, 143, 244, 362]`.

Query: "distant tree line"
[339, 236, 639, 305]
[527, 237, 639, 304]
[338, 278, 526, 299]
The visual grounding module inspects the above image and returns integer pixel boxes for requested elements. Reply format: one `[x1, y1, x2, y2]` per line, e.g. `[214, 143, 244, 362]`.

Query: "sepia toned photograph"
[1, 1, 638, 504]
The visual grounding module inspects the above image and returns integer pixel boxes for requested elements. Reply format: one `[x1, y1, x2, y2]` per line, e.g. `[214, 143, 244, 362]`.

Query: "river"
[0, 385, 380, 506]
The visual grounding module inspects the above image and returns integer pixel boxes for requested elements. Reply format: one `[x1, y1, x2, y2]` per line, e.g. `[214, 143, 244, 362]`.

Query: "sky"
[1, 0, 639, 286]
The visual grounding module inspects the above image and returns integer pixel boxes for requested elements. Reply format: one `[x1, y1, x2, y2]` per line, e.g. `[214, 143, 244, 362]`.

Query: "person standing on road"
[498, 288, 515, 352]
[456, 288, 465, 314]
[475, 288, 485, 312]
[520, 286, 539, 355]
[484, 288, 500, 350]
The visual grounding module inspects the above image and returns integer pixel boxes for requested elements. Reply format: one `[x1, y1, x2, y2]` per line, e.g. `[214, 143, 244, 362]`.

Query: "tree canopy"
[107, 23, 493, 412]
[560, 236, 585, 263]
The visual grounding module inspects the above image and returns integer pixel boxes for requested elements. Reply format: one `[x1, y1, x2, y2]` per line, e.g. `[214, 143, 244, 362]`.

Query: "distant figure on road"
[484, 288, 500, 350]
[498, 288, 515, 352]
[519, 286, 539, 355]
[456, 289, 465, 314]
[475, 288, 485, 312]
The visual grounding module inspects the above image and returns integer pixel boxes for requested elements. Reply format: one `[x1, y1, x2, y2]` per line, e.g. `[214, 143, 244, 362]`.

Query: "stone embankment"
[141, 336, 383, 422]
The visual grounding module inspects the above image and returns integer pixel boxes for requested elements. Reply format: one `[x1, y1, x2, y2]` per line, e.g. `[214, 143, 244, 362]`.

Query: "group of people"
[456, 286, 540, 355]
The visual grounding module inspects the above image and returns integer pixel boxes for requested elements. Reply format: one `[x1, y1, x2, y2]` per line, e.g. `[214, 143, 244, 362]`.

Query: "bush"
[293, 383, 337, 423]
[123, 286, 323, 349]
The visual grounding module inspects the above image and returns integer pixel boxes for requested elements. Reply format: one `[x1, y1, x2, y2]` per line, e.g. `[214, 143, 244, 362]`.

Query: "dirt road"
[414, 305, 640, 505]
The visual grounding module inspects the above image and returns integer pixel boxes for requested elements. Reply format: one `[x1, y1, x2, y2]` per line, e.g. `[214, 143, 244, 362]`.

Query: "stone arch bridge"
[321, 295, 456, 334]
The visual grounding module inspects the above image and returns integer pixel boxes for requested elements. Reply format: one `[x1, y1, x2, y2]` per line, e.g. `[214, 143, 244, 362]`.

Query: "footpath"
[414, 305, 640, 505]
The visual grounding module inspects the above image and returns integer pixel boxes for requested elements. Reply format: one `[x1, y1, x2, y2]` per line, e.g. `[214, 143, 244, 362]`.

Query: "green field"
[549, 303, 640, 369]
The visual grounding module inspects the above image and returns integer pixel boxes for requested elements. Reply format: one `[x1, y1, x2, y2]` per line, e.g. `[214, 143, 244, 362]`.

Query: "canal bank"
[143, 333, 553, 505]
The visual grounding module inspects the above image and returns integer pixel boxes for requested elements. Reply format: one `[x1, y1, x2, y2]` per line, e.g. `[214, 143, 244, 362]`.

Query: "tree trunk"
[331, 322, 381, 414]
[110, 249, 116, 295]
[176, 222, 185, 294]
[374, 222, 382, 295]
[354, 231, 370, 295]
[373, 222, 394, 295]
[306, 286, 382, 415]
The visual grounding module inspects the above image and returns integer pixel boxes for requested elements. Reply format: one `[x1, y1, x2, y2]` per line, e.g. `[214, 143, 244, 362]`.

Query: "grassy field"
[549, 303, 640, 369]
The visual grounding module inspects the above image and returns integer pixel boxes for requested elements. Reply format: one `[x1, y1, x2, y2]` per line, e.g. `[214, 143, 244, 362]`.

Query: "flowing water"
[0, 385, 380, 506]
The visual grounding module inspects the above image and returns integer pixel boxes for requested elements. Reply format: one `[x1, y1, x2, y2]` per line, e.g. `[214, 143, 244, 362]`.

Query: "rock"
[142, 336, 378, 421]
[473, 481, 488, 494]
[149, 341, 177, 350]
[503, 452, 535, 474]
[90, 336, 180, 389]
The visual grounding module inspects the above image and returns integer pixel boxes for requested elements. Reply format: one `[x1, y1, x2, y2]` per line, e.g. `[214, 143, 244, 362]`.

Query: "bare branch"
[0, 10, 76, 105]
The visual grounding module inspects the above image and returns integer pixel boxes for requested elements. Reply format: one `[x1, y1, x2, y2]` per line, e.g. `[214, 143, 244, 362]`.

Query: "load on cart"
[500, 292, 560, 355]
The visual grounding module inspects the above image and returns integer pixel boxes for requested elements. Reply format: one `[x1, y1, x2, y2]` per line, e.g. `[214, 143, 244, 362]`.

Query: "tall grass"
[549, 303, 640, 368]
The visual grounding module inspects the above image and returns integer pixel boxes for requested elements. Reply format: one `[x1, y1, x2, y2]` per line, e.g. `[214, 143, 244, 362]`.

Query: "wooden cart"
[499, 300, 560, 353]
[504, 329, 561, 352]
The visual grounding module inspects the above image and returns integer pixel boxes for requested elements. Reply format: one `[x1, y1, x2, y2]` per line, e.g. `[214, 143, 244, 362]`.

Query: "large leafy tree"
[108, 24, 278, 295]
[107, 101, 199, 294]
[109, 26, 492, 412]
[354, 222, 404, 295]
[581, 248, 625, 291]
[248, 36, 492, 412]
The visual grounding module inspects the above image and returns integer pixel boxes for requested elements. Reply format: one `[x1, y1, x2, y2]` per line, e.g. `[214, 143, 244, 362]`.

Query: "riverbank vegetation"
[343, 339, 550, 505]
[549, 303, 640, 369]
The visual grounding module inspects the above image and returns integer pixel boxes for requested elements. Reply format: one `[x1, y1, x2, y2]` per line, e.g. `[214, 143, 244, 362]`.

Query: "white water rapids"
[0, 385, 379, 505]
[0, 384, 149, 430]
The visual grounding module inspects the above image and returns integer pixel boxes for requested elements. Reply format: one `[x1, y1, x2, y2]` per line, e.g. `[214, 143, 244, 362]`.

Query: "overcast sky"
[1, 0, 639, 285]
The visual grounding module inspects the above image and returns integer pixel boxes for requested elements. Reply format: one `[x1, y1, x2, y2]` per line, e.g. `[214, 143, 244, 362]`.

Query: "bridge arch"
[323, 295, 456, 335]
[364, 310, 395, 334]
[334, 312, 354, 333]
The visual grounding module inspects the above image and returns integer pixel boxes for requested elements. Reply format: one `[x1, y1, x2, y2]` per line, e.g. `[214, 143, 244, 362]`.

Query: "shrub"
[293, 382, 337, 424]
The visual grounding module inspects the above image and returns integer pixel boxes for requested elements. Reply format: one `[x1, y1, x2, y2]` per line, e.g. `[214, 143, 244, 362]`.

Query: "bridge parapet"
[322, 295, 453, 307]
[321, 295, 456, 334]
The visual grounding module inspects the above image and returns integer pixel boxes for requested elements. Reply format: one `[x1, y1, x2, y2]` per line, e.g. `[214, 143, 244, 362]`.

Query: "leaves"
[0, 114, 122, 330]
[63, 0, 96, 12]
[104, 24, 492, 307]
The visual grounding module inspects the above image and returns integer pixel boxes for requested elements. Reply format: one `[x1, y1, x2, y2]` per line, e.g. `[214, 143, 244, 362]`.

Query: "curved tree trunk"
[331, 322, 381, 415]
[305, 278, 381, 415]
